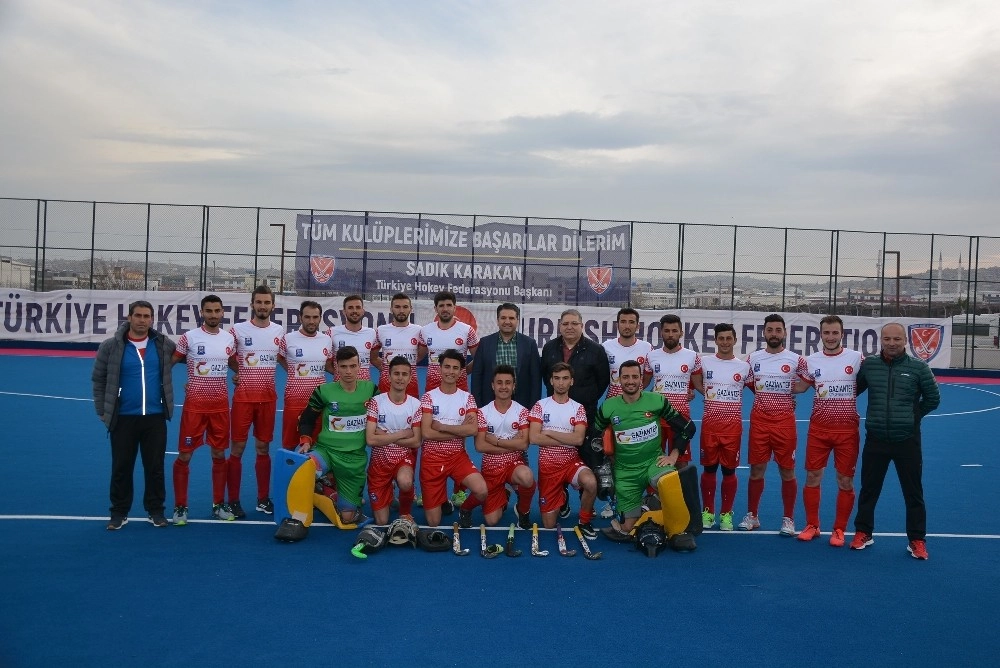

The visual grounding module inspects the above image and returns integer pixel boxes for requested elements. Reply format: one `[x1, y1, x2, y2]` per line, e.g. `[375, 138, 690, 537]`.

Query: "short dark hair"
[438, 348, 466, 369]
[300, 300, 322, 314]
[128, 300, 154, 316]
[335, 345, 359, 363]
[819, 314, 844, 330]
[764, 313, 785, 326]
[659, 313, 681, 327]
[617, 307, 639, 322]
[713, 323, 736, 338]
[201, 294, 223, 309]
[388, 355, 411, 371]
[549, 362, 574, 378]
[343, 294, 364, 308]
[497, 302, 520, 318]
[434, 290, 457, 306]
[390, 293, 411, 304]
[252, 284, 274, 300]
[618, 359, 642, 374]
[492, 364, 517, 382]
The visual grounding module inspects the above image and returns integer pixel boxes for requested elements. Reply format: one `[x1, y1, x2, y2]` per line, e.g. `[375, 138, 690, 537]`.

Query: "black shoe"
[459, 508, 472, 529]
[441, 501, 455, 516]
[256, 498, 274, 514]
[106, 516, 128, 531]
[559, 502, 571, 520]
[147, 513, 168, 528]
[577, 522, 597, 540]
[228, 500, 246, 519]
[513, 505, 531, 531]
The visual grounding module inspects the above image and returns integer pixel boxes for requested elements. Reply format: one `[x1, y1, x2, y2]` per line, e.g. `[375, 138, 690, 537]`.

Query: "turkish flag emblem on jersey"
[586, 266, 613, 295]
[781, 364, 791, 373]
[456, 338, 464, 346]
[845, 365, 854, 374]
[733, 373, 742, 381]
[680, 364, 689, 373]
[310, 255, 336, 284]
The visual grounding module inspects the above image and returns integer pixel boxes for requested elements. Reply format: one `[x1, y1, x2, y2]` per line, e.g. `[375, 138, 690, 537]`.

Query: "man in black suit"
[471, 303, 542, 411]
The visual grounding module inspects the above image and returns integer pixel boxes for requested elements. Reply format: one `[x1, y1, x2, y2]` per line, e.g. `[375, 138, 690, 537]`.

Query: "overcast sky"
[1, 0, 998, 239]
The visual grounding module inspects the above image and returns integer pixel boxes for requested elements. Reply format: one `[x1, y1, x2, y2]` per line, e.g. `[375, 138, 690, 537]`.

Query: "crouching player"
[459, 365, 536, 529]
[366, 356, 422, 525]
[593, 360, 699, 550]
[274, 346, 376, 541]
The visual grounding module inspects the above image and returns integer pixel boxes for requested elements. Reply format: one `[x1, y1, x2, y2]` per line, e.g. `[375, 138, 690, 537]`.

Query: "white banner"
[0, 289, 952, 367]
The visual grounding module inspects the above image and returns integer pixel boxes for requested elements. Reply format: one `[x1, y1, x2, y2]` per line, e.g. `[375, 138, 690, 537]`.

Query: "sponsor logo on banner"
[310, 255, 336, 284]
[587, 266, 613, 295]
[908, 324, 944, 362]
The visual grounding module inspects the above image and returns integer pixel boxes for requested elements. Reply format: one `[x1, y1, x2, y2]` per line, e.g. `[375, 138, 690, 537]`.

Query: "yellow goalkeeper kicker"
[656, 470, 691, 538]
[286, 456, 317, 527]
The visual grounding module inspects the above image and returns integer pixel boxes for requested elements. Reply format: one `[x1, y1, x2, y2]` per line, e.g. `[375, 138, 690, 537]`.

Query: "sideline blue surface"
[1, 355, 999, 667]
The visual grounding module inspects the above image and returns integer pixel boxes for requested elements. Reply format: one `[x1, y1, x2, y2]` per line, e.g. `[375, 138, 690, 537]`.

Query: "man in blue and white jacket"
[92, 300, 176, 530]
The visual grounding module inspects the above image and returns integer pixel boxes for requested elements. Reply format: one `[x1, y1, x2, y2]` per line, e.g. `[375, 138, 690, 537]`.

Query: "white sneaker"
[212, 503, 236, 521]
[737, 512, 760, 531]
[779, 516, 797, 536]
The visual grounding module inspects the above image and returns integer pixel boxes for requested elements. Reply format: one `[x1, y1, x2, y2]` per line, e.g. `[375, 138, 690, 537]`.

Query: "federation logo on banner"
[310, 255, 336, 284]
[908, 324, 944, 362]
[587, 265, 613, 295]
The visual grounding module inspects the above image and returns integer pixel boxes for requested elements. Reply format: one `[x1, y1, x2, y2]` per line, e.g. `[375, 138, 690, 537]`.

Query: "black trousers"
[854, 432, 925, 540]
[109, 414, 167, 517]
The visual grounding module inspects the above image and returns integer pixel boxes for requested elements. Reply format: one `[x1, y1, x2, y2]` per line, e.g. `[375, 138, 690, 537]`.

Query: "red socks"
[255, 453, 271, 499]
[398, 487, 414, 516]
[720, 474, 737, 514]
[226, 455, 242, 501]
[701, 471, 717, 514]
[516, 483, 536, 515]
[803, 485, 821, 527]
[781, 478, 797, 518]
[173, 459, 190, 507]
[835, 489, 856, 531]
[748, 477, 764, 516]
[211, 457, 227, 505]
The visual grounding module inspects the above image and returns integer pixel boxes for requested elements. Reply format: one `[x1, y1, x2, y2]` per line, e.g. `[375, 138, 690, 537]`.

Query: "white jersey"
[420, 319, 479, 391]
[366, 393, 422, 462]
[529, 396, 587, 467]
[279, 329, 333, 404]
[602, 338, 653, 398]
[804, 349, 863, 429]
[230, 320, 284, 402]
[175, 326, 235, 412]
[420, 388, 478, 457]
[647, 346, 703, 418]
[329, 324, 377, 380]
[700, 355, 751, 434]
[375, 323, 423, 367]
[478, 401, 531, 470]
[746, 348, 809, 417]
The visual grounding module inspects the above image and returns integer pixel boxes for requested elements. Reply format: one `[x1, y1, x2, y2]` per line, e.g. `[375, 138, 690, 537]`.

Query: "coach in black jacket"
[540, 309, 610, 467]
[471, 303, 542, 410]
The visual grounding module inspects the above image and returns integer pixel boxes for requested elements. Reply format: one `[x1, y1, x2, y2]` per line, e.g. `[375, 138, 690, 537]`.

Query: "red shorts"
[482, 458, 528, 515]
[748, 413, 797, 468]
[537, 453, 588, 515]
[418, 452, 479, 510]
[231, 400, 276, 443]
[178, 408, 230, 452]
[661, 419, 692, 463]
[280, 401, 321, 450]
[806, 428, 860, 476]
[700, 428, 742, 469]
[367, 450, 417, 511]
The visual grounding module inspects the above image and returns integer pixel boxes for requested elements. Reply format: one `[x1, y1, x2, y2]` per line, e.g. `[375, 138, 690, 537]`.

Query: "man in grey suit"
[471, 303, 542, 410]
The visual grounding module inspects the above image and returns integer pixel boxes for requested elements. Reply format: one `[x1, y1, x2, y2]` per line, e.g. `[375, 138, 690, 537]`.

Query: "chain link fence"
[2, 197, 998, 368]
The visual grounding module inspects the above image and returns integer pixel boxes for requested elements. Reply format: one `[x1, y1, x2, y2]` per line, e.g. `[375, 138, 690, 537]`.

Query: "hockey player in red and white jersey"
[371, 293, 426, 398]
[420, 290, 479, 393]
[278, 300, 332, 449]
[226, 285, 285, 518]
[171, 295, 236, 525]
[795, 315, 863, 547]
[647, 314, 704, 467]
[738, 314, 810, 536]
[602, 307, 653, 399]
[696, 323, 751, 531]
[327, 294, 376, 381]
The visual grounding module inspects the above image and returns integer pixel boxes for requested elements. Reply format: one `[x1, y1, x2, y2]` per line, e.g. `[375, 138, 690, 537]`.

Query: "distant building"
[0, 257, 31, 288]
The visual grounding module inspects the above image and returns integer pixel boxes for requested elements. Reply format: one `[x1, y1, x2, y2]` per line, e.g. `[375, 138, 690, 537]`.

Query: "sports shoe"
[600, 502, 615, 519]
[212, 503, 236, 521]
[106, 516, 128, 531]
[737, 512, 760, 531]
[719, 511, 734, 531]
[441, 500, 455, 516]
[458, 508, 473, 529]
[147, 513, 168, 528]
[559, 501, 571, 519]
[601, 523, 634, 543]
[779, 517, 797, 537]
[400, 513, 415, 523]
[344, 510, 371, 528]
[797, 524, 820, 541]
[256, 498, 274, 514]
[228, 500, 246, 519]
[829, 528, 846, 547]
[172, 506, 188, 526]
[907, 539, 929, 560]
[702, 508, 716, 530]
[450, 489, 469, 507]
[513, 505, 531, 531]
[577, 522, 597, 540]
[850, 531, 874, 550]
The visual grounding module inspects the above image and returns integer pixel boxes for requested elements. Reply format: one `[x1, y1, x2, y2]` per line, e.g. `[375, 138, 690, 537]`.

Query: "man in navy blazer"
[471, 303, 542, 410]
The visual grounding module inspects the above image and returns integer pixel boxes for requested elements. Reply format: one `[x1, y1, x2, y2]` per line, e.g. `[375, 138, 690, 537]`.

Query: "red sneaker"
[907, 539, 929, 560]
[850, 531, 874, 550]
[829, 528, 845, 547]
[797, 524, 821, 542]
